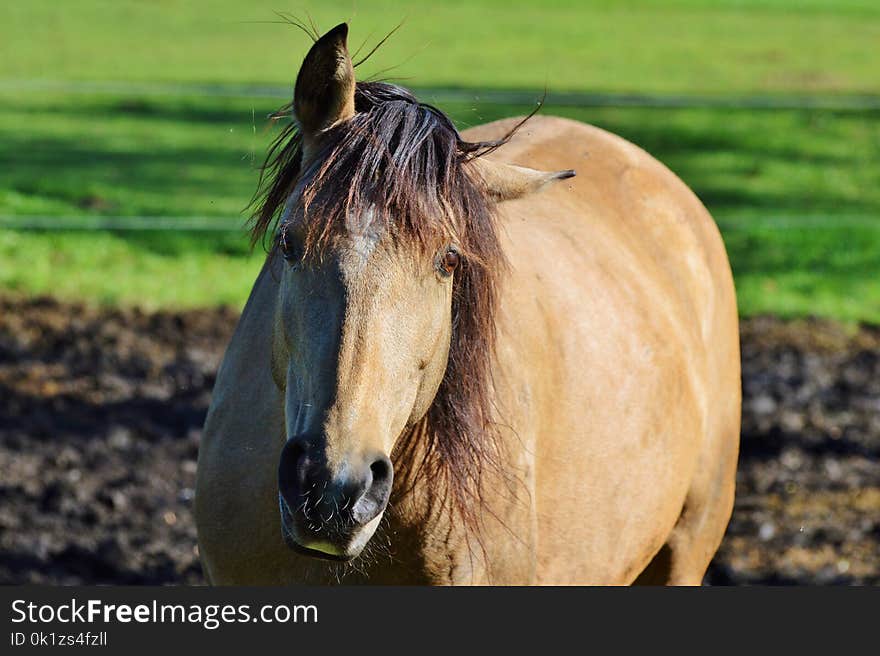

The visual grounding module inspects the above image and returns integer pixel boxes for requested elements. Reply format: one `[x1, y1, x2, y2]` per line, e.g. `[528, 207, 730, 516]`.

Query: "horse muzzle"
[277, 437, 393, 560]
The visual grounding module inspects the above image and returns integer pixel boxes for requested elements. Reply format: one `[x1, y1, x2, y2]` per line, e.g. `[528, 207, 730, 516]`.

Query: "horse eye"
[278, 229, 301, 267]
[438, 247, 460, 277]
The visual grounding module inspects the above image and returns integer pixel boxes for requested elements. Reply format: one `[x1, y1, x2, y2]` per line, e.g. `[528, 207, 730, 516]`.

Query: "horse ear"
[294, 23, 356, 157]
[468, 158, 575, 202]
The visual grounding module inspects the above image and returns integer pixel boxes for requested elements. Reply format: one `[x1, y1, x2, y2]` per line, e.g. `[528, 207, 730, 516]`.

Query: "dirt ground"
[0, 297, 877, 585]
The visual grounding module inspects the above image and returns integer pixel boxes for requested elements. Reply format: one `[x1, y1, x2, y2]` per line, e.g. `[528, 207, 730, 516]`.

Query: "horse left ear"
[294, 22, 356, 159]
[468, 158, 576, 202]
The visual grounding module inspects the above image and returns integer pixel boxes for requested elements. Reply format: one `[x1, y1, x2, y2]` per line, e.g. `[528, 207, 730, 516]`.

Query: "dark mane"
[249, 81, 527, 538]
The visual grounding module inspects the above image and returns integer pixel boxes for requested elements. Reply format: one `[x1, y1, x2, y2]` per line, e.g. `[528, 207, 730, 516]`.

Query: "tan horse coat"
[196, 110, 740, 585]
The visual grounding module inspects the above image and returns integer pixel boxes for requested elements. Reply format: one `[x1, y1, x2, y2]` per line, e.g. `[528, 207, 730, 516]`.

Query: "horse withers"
[195, 23, 741, 585]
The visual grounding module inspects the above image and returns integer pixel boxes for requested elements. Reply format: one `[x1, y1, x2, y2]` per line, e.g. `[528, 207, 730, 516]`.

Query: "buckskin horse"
[195, 23, 741, 585]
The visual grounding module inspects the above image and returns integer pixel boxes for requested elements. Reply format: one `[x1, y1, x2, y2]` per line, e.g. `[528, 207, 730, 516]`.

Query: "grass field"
[4, 0, 880, 95]
[1, 1, 878, 320]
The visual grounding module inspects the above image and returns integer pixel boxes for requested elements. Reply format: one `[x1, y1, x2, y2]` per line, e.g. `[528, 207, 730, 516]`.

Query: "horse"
[195, 23, 741, 585]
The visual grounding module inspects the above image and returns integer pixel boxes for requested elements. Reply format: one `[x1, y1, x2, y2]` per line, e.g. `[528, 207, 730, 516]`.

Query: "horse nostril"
[369, 456, 391, 485]
[348, 455, 393, 525]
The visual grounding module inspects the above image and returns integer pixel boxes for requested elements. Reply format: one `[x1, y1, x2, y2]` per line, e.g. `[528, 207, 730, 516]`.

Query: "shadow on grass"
[723, 227, 880, 277]
[2, 88, 878, 259]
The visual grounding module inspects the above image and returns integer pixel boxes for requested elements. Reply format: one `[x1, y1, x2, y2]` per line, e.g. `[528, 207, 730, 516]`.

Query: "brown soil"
[0, 298, 877, 584]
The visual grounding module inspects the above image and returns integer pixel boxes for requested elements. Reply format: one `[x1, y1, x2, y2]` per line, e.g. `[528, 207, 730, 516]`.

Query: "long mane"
[248, 81, 526, 538]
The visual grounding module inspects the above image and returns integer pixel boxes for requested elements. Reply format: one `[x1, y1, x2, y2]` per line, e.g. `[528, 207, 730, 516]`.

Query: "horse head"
[255, 23, 573, 560]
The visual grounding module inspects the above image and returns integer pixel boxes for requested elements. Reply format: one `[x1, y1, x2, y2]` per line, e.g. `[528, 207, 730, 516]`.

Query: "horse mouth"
[278, 494, 377, 561]
[284, 537, 355, 562]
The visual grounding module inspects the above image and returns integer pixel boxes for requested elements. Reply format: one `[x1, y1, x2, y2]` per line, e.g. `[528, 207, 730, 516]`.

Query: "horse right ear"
[293, 22, 356, 159]
[468, 157, 576, 202]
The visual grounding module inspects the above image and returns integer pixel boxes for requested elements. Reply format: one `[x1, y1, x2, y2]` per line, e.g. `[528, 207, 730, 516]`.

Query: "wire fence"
[1, 214, 877, 233]
[4, 78, 880, 111]
[2, 79, 876, 234]
[0, 215, 247, 232]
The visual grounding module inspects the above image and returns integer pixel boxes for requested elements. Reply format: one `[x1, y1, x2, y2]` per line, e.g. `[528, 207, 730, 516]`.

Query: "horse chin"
[279, 496, 383, 562]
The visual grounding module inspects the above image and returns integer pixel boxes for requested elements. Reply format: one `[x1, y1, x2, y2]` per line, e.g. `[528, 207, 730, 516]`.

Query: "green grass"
[3, 94, 878, 219]
[0, 95, 266, 218]
[2, 0, 880, 95]
[1, 92, 878, 317]
[1, 1, 878, 320]
[722, 221, 880, 322]
[0, 230, 261, 310]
